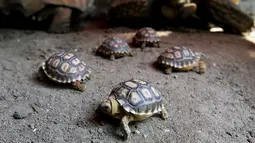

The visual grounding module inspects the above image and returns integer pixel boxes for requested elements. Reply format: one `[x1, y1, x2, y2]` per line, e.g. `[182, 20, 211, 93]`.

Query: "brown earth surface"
[0, 25, 254, 143]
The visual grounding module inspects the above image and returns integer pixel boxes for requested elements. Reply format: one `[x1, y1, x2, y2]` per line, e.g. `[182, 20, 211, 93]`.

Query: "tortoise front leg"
[120, 115, 133, 140]
[164, 67, 172, 75]
[129, 52, 135, 57]
[156, 42, 160, 48]
[48, 7, 72, 33]
[37, 67, 48, 81]
[198, 60, 206, 74]
[110, 54, 115, 61]
[141, 42, 146, 50]
[72, 81, 86, 92]
[160, 104, 168, 120]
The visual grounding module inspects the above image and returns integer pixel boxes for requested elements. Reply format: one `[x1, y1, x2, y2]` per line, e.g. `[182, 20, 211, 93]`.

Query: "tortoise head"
[99, 96, 122, 119]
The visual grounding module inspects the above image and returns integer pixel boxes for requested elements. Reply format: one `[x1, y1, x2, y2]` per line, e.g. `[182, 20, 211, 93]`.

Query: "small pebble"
[97, 128, 103, 134]
[133, 130, 140, 134]
[226, 131, 233, 136]
[28, 123, 35, 129]
[13, 105, 33, 119]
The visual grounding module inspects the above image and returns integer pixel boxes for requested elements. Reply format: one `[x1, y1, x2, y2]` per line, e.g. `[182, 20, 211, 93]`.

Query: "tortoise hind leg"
[129, 52, 135, 57]
[156, 42, 160, 48]
[48, 7, 72, 33]
[160, 104, 168, 120]
[72, 81, 86, 92]
[141, 42, 146, 50]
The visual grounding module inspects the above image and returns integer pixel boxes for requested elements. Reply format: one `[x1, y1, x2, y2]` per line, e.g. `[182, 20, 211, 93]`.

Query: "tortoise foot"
[157, 42, 160, 48]
[164, 68, 172, 75]
[161, 104, 168, 120]
[72, 81, 86, 92]
[110, 55, 115, 61]
[49, 25, 70, 33]
[198, 60, 206, 74]
[180, 3, 197, 19]
[48, 7, 72, 33]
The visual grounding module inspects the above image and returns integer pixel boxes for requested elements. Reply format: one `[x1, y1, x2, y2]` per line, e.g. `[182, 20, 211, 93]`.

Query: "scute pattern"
[110, 0, 148, 18]
[42, 52, 91, 83]
[97, 36, 132, 54]
[8, 0, 89, 17]
[158, 46, 199, 68]
[134, 27, 160, 42]
[110, 79, 163, 115]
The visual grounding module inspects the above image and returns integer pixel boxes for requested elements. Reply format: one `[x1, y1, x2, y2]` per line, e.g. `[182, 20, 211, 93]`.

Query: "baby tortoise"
[0, 0, 93, 33]
[133, 27, 160, 49]
[157, 46, 206, 74]
[95, 36, 134, 61]
[99, 78, 168, 140]
[39, 52, 91, 91]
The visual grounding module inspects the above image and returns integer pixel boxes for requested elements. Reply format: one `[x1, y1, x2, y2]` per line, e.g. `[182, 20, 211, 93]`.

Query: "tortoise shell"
[157, 46, 199, 68]
[109, 0, 150, 19]
[109, 79, 163, 116]
[97, 36, 132, 55]
[3, 0, 89, 17]
[134, 27, 160, 42]
[42, 52, 91, 83]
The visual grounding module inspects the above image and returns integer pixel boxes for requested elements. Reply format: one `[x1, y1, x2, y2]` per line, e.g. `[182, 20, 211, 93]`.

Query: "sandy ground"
[0, 26, 255, 143]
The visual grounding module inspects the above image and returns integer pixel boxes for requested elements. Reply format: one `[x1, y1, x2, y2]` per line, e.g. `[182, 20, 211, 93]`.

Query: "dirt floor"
[0, 25, 254, 143]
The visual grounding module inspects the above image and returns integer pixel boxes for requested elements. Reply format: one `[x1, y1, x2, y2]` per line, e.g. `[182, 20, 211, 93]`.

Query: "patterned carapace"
[42, 52, 91, 83]
[109, 79, 163, 115]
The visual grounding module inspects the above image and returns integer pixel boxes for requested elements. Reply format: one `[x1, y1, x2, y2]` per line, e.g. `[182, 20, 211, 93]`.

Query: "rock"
[132, 130, 140, 134]
[198, 0, 254, 34]
[28, 123, 35, 129]
[13, 105, 33, 119]
[97, 128, 104, 135]
[163, 129, 170, 132]
[226, 131, 233, 137]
